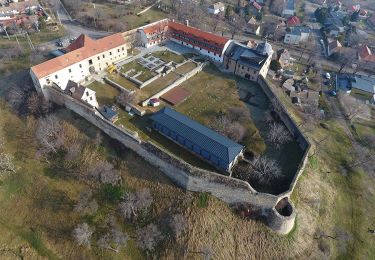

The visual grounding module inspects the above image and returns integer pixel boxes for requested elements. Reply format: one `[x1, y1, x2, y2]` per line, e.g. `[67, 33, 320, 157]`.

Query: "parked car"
[320, 39, 324, 45]
[329, 90, 337, 96]
[55, 39, 63, 47]
[325, 72, 331, 79]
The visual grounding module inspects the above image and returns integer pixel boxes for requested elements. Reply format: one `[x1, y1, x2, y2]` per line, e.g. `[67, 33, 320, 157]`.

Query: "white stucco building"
[30, 33, 127, 108]
[284, 26, 310, 44]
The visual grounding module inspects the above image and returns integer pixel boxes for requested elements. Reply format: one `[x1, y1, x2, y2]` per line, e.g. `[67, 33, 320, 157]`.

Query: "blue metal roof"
[99, 105, 118, 120]
[151, 107, 244, 163]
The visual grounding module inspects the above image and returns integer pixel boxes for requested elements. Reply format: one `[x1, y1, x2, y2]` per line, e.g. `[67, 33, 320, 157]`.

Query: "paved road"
[55, 0, 111, 39]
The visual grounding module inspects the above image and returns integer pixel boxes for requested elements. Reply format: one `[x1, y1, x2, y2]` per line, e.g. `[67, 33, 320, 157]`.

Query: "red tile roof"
[31, 33, 126, 79]
[358, 45, 375, 62]
[65, 34, 94, 52]
[253, 2, 262, 10]
[286, 16, 301, 27]
[142, 20, 169, 34]
[168, 21, 229, 46]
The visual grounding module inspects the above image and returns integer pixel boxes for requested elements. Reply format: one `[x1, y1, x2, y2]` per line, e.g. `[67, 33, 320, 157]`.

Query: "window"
[122, 47, 124, 51]
[54, 75, 58, 79]
[117, 49, 120, 53]
[86, 92, 89, 96]
[97, 56, 100, 60]
[102, 54, 105, 58]
[110, 52, 112, 55]
[68, 68, 71, 73]
[79, 64, 82, 68]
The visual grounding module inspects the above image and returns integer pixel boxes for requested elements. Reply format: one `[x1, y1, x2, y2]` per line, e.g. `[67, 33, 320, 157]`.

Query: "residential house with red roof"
[286, 16, 301, 27]
[358, 44, 375, 70]
[30, 33, 128, 95]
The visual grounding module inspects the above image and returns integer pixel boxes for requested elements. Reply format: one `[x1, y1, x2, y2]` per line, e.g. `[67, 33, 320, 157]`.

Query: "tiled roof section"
[65, 34, 94, 52]
[286, 16, 301, 27]
[168, 21, 229, 47]
[31, 33, 126, 79]
[151, 107, 243, 163]
[328, 40, 342, 51]
[142, 20, 169, 34]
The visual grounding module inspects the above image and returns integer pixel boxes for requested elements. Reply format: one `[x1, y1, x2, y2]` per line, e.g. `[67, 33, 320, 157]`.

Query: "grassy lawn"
[29, 26, 67, 44]
[152, 50, 185, 64]
[176, 65, 265, 154]
[108, 73, 138, 91]
[86, 81, 120, 105]
[123, 7, 168, 29]
[175, 62, 197, 74]
[140, 72, 180, 99]
[120, 60, 156, 82]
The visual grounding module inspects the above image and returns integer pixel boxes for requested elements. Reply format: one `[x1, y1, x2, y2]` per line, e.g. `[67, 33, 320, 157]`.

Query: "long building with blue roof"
[150, 107, 244, 172]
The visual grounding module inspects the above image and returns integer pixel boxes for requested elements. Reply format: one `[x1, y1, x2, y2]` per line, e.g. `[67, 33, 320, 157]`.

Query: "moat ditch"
[236, 79, 305, 195]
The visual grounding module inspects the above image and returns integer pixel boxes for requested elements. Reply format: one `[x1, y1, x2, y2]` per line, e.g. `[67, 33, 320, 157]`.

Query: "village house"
[327, 40, 342, 56]
[244, 17, 261, 35]
[65, 80, 99, 108]
[30, 33, 128, 95]
[358, 44, 375, 71]
[223, 41, 273, 81]
[284, 26, 310, 44]
[337, 74, 375, 104]
[150, 107, 244, 172]
[286, 16, 301, 27]
[276, 48, 291, 67]
[207, 2, 225, 15]
[282, 0, 295, 17]
[0, 0, 39, 18]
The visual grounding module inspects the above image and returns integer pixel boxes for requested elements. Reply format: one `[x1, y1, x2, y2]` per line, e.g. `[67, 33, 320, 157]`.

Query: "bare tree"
[269, 0, 284, 15]
[87, 160, 121, 185]
[337, 93, 367, 121]
[74, 189, 98, 216]
[210, 115, 246, 142]
[136, 224, 163, 252]
[227, 107, 250, 124]
[6, 85, 27, 112]
[97, 228, 129, 253]
[35, 115, 65, 156]
[251, 156, 282, 183]
[169, 214, 188, 238]
[73, 223, 94, 247]
[267, 122, 292, 149]
[116, 91, 137, 107]
[119, 189, 153, 220]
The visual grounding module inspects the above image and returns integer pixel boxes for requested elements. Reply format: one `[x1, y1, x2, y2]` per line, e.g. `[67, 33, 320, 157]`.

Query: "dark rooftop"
[150, 107, 244, 164]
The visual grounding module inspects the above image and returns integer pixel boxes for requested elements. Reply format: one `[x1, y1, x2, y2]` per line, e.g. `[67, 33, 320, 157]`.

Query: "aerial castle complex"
[29, 19, 309, 235]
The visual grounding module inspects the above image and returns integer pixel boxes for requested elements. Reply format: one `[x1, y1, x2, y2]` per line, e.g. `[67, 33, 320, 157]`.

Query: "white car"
[320, 39, 324, 45]
[325, 73, 331, 79]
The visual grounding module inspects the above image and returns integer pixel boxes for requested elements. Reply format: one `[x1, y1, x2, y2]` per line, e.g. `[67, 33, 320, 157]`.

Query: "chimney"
[185, 20, 189, 27]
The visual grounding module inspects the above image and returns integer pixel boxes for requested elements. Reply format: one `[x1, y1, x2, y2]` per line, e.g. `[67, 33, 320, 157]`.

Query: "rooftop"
[31, 33, 126, 79]
[150, 107, 244, 164]
[351, 75, 375, 94]
[287, 26, 310, 36]
[284, 0, 295, 11]
[225, 41, 270, 70]
[168, 21, 229, 47]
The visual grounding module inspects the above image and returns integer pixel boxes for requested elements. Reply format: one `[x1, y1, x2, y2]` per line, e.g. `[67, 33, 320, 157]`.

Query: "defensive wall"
[43, 73, 310, 234]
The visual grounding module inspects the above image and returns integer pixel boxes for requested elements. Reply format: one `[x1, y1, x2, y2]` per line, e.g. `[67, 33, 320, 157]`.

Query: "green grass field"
[151, 50, 185, 64]
[87, 81, 120, 105]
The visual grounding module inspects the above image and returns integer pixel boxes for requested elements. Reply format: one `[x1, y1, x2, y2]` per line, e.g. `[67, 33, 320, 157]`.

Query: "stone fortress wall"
[44, 73, 310, 235]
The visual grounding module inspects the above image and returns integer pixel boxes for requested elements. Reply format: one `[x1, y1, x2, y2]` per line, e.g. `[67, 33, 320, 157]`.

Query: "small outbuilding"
[99, 105, 119, 122]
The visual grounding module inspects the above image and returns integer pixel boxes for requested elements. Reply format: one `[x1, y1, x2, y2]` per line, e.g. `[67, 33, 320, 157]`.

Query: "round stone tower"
[267, 197, 296, 235]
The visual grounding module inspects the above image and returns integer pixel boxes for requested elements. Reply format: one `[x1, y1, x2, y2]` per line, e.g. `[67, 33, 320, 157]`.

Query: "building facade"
[223, 41, 273, 81]
[284, 26, 310, 44]
[30, 33, 128, 95]
[138, 19, 232, 63]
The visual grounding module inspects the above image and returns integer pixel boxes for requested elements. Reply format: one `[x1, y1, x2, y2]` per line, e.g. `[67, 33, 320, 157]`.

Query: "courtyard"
[84, 44, 304, 194]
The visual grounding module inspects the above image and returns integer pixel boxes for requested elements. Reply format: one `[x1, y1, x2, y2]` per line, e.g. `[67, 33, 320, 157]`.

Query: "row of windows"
[172, 33, 222, 52]
[52, 48, 126, 81]
[171, 29, 219, 46]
